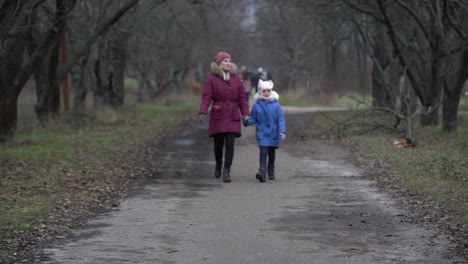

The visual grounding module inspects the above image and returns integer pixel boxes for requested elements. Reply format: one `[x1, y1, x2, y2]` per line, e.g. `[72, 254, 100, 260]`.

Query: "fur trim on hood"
[210, 62, 238, 77]
[254, 91, 280, 101]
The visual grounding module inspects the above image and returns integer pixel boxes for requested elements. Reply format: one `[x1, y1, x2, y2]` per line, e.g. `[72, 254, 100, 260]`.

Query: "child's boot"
[256, 167, 266, 183]
[267, 166, 275, 180]
[223, 167, 231, 183]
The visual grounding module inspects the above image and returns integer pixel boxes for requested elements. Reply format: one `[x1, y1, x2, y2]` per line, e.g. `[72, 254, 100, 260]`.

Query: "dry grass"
[0, 92, 198, 261]
[288, 109, 468, 257]
[280, 88, 372, 109]
[307, 110, 467, 219]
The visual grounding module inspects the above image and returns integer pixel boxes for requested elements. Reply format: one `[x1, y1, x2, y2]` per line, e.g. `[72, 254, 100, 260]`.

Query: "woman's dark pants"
[213, 133, 235, 175]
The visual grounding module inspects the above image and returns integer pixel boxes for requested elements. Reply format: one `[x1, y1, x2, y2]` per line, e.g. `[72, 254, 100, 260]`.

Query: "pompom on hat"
[214, 51, 232, 65]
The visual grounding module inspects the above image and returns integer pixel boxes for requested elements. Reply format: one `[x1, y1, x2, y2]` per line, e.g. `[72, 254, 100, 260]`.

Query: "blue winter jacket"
[246, 96, 286, 148]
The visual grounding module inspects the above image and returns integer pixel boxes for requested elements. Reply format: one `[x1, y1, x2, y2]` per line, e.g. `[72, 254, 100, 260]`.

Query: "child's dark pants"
[259, 146, 276, 178]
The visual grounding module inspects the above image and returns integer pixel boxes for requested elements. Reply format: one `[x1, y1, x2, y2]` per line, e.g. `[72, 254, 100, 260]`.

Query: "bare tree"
[124, 0, 254, 101]
[0, 0, 141, 141]
[65, 0, 144, 111]
[345, 0, 467, 132]
[442, 1, 468, 132]
[0, 0, 67, 141]
[255, 0, 369, 100]
[31, 0, 76, 125]
[255, 0, 323, 91]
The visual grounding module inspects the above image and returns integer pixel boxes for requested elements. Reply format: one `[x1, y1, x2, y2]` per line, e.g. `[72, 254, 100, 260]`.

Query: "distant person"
[259, 67, 273, 81]
[251, 67, 273, 93]
[240, 66, 253, 102]
[250, 68, 261, 93]
[243, 79, 286, 182]
[198, 51, 250, 183]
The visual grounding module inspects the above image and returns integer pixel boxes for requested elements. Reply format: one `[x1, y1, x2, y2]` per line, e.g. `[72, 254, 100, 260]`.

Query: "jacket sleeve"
[237, 78, 249, 116]
[199, 77, 213, 115]
[247, 105, 258, 126]
[277, 104, 286, 134]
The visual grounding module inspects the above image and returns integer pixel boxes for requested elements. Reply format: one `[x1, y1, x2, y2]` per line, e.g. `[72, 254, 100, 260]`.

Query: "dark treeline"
[1, 0, 467, 142]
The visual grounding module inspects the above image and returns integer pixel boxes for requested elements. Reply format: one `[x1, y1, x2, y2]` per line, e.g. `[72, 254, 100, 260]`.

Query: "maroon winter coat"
[199, 62, 250, 137]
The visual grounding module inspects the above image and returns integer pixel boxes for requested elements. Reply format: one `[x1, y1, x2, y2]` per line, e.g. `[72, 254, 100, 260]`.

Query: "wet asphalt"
[41, 107, 466, 264]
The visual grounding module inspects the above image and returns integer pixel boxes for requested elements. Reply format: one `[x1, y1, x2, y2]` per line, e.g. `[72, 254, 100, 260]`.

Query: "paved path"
[41, 108, 466, 264]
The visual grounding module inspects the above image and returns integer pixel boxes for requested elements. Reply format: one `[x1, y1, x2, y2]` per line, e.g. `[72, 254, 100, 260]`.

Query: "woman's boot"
[223, 167, 231, 183]
[215, 164, 222, 178]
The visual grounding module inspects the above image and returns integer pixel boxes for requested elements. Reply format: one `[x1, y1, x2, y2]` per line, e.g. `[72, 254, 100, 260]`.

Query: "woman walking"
[198, 51, 250, 182]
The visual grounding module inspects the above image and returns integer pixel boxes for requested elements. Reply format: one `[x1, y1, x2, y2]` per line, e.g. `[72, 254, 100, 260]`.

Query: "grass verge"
[308, 110, 468, 222]
[280, 91, 372, 109]
[296, 109, 467, 257]
[0, 101, 197, 261]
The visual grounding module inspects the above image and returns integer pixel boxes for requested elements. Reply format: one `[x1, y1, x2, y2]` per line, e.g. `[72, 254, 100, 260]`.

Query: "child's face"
[261, 89, 271, 96]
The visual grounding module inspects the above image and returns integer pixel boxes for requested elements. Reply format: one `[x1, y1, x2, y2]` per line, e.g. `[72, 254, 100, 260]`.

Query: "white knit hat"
[257, 79, 274, 100]
[258, 79, 274, 91]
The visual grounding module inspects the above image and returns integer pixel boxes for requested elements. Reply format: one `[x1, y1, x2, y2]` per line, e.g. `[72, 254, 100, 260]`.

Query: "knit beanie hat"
[214, 51, 232, 65]
[257, 79, 274, 100]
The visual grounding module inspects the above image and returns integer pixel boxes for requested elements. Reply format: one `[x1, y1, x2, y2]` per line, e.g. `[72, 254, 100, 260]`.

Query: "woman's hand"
[198, 114, 207, 123]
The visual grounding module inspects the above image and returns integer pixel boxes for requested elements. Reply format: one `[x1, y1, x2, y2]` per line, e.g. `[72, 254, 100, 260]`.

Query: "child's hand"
[242, 115, 250, 127]
[279, 133, 286, 142]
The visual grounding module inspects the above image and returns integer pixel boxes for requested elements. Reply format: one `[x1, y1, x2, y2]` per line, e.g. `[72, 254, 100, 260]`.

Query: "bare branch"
[393, 0, 431, 46]
[342, 0, 385, 24]
[446, 0, 468, 45]
[58, 0, 160, 81]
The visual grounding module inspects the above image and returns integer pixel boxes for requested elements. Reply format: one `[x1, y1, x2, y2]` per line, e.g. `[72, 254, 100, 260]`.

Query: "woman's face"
[220, 58, 232, 72]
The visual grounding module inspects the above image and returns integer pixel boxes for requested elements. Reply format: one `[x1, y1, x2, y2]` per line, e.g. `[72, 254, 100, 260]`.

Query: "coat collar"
[210, 62, 238, 77]
[254, 91, 280, 102]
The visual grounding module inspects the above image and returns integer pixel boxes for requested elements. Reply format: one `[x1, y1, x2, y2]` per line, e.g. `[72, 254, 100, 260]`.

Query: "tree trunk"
[0, 1, 38, 140]
[60, 31, 70, 112]
[106, 71, 114, 105]
[420, 101, 439, 126]
[72, 58, 88, 116]
[369, 24, 396, 109]
[355, 37, 368, 94]
[286, 66, 297, 92]
[34, 40, 62, 125]
[371, 66, 394, 109]
[93, 58, 106, 109]
[442, 48, 468, 132]
[419, 33, 444, 127]
[441, 91, 460, 132]
[0, 92, 20, 142]
[137, 78, 145, 103]
[109, 39, 127, 107]
[34, 58, 50, 125]
[399, 77, 417, 117]
[420, 39, 443, 127]
[327, 40, 337, 102]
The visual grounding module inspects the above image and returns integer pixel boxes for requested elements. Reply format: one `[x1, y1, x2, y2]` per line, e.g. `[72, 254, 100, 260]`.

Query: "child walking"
[243, 79, 286, 182]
